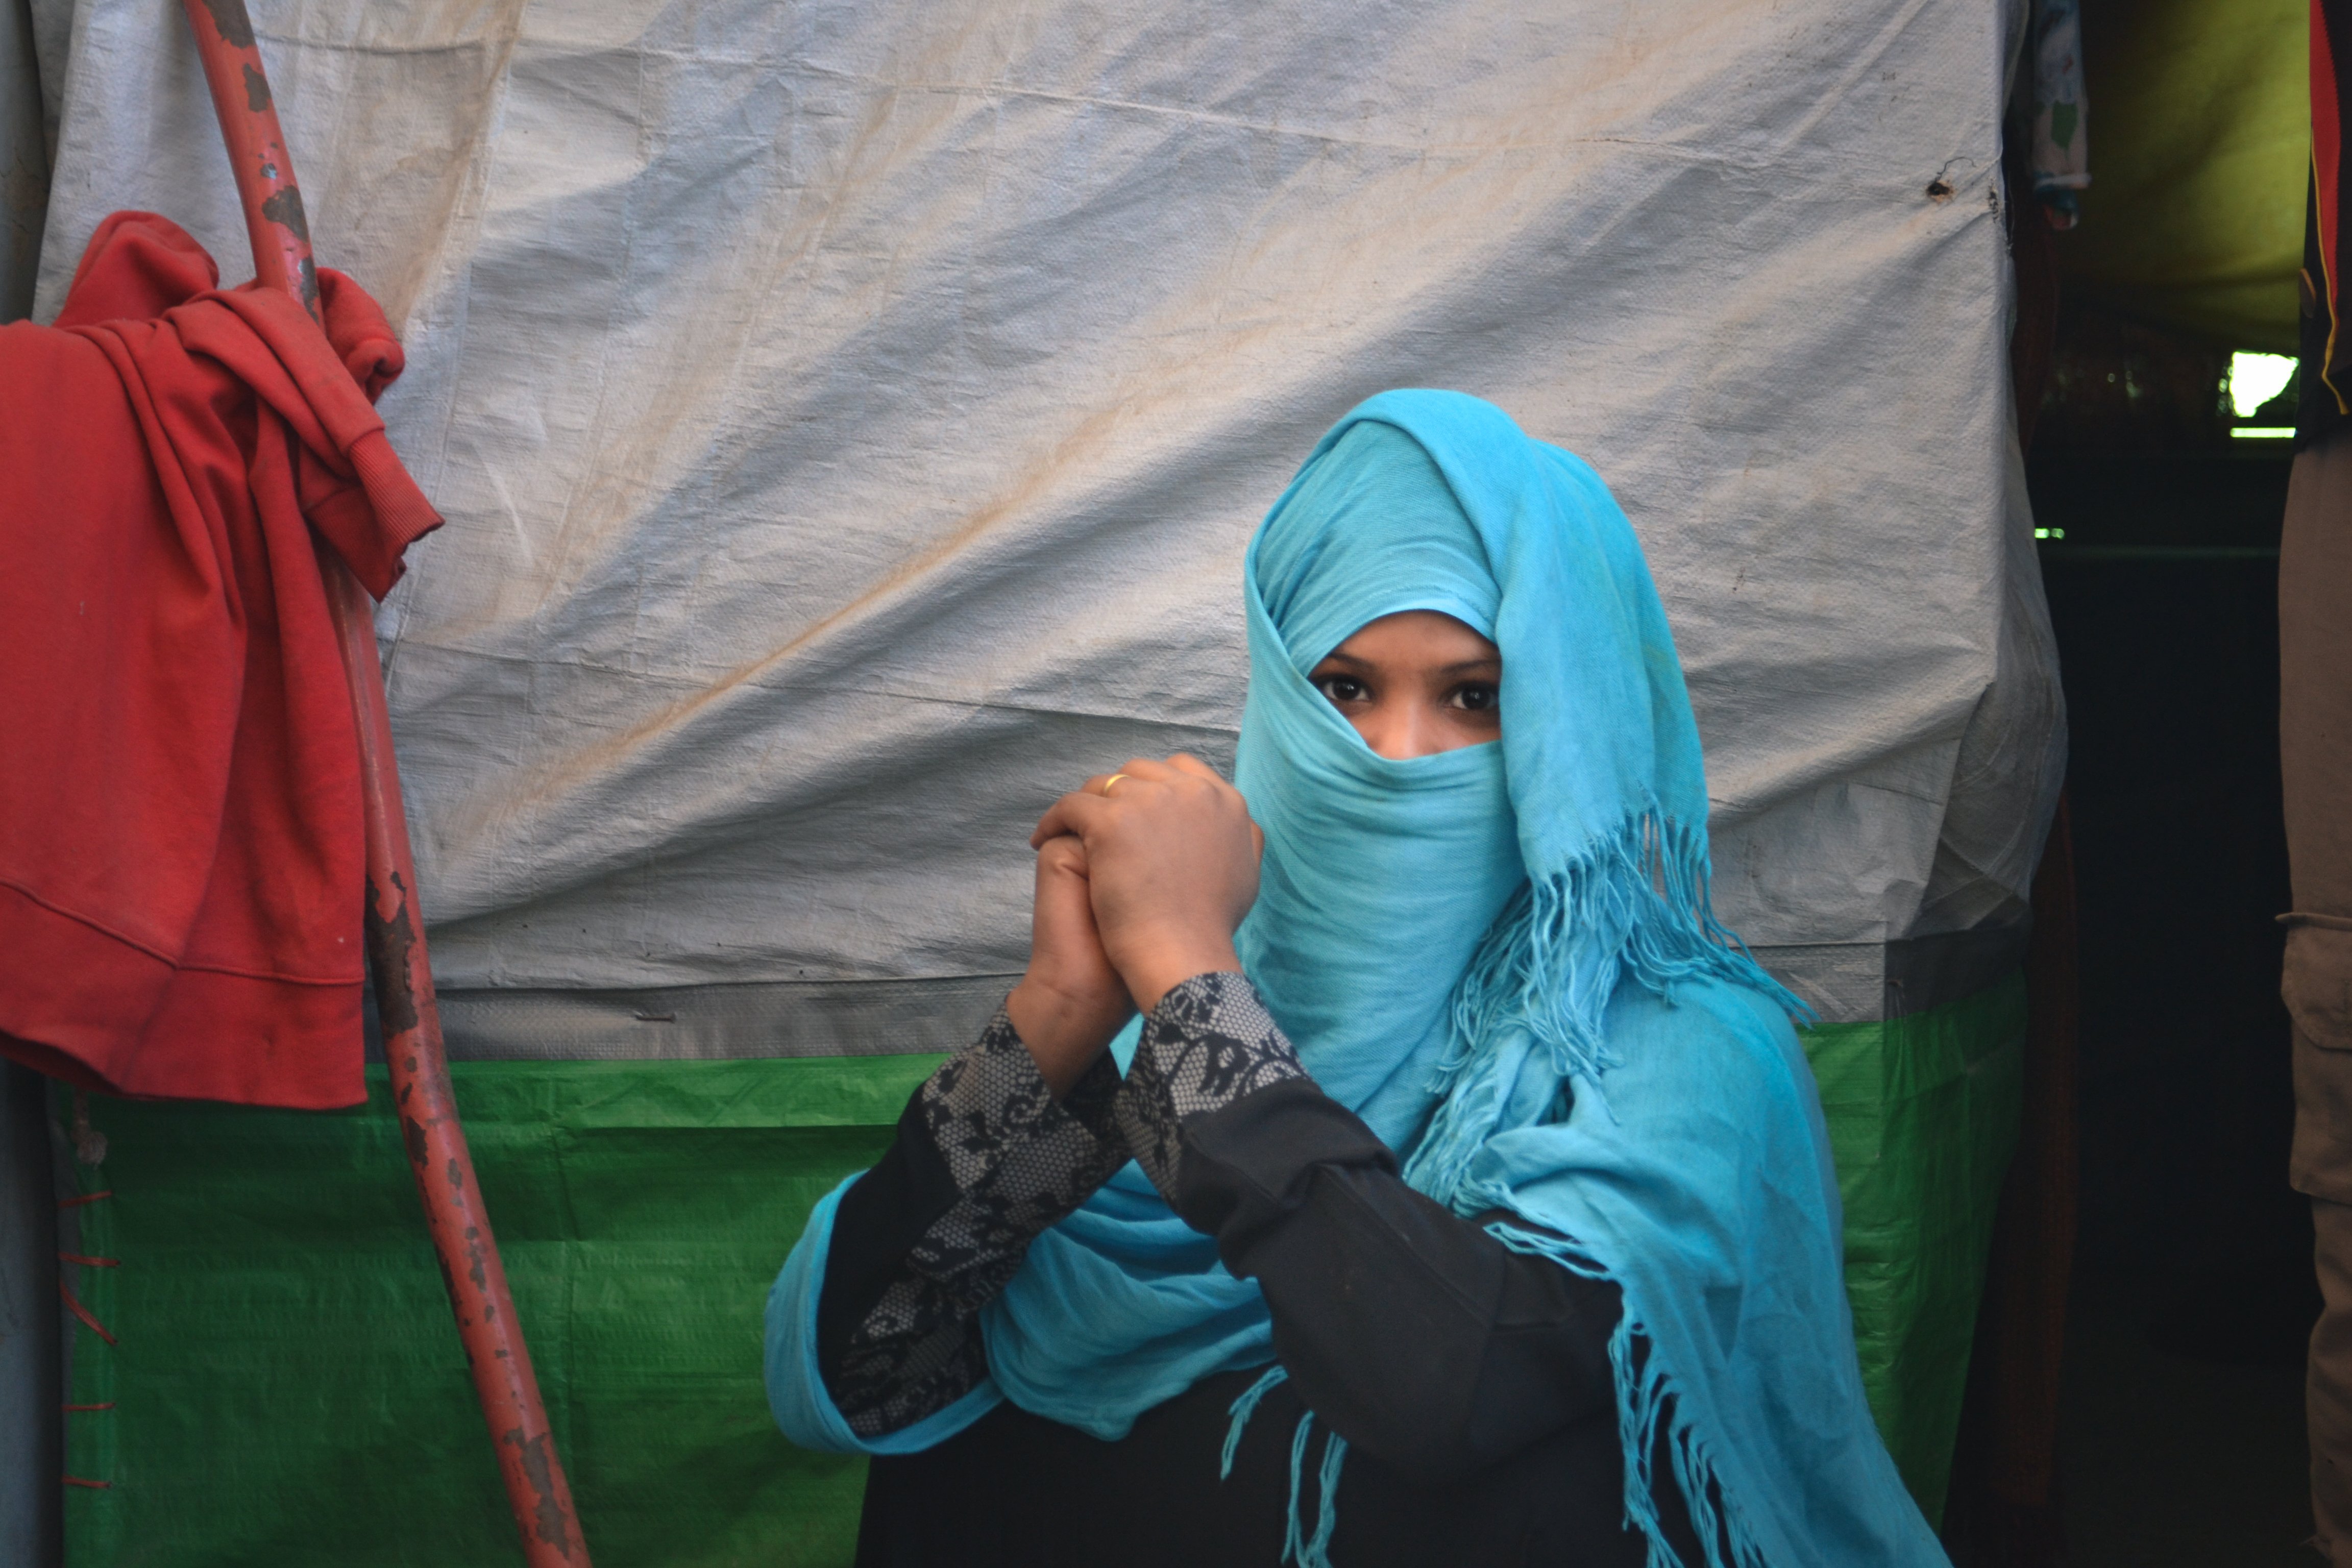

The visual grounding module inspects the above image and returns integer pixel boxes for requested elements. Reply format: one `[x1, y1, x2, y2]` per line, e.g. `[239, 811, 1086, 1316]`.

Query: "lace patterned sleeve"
[820, 1007, 1131, 1437]
[1114, 970, 1311, 1200]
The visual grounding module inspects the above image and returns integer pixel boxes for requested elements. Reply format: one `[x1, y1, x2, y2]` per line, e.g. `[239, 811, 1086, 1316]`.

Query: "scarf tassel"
[1226, 810, 1805, 1565]
[1219, 1365, 1349, 1568]
[1489, 1225, 1771, 1568]
[1403, 808, 1805, 1205]
[1217, 1254, 1771, 1568]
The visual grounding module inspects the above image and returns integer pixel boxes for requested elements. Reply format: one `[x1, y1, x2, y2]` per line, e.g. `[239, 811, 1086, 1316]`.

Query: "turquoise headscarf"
[768, 391, 1945, 1567]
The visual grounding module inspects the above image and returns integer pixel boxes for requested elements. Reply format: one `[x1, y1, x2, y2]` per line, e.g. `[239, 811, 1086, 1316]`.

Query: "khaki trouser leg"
[2316, 1199, 2352, 1561]
[2283, 430, 2352, 1564]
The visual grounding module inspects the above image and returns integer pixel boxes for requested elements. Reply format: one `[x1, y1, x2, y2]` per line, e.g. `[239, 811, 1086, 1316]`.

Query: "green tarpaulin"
[59, 979, 2022, 1565]
[1808, 976, 2026, 1521]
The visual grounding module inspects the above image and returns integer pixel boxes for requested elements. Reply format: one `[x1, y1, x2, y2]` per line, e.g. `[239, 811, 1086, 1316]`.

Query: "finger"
[1036, 833, 1090, 877]
[1033, 836, 1095, 924]
[1032, 789, 1114, 849]
[1034, 792, 1101, 847]
[1164, 754, 1225, 783]
[1079, 762, 1168, 797]
[1079, 758, 1180, 802]
[1250, 819, 1265, 861]
[1164, 755, 1248, 810]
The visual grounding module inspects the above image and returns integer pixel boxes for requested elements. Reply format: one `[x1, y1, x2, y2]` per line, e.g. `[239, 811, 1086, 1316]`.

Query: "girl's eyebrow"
[1314, 653, 1500, 672]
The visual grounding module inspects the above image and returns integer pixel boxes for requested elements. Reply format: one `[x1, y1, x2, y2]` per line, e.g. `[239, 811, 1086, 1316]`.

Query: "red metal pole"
[175, 0, 315, 314]
[175, 4, 590, 1562]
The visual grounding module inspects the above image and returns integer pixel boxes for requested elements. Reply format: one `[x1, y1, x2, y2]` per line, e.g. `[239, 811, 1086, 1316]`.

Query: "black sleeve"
[1113, 972, 1623, 1482]
[814, 1004, 1130, 1438]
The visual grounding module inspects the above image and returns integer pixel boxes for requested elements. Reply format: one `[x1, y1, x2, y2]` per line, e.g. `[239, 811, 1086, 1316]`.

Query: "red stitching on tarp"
[62, 1403, 114, 1413]
[58, 1253, 119, 1268]
[57, 1280, 116, 1346]
[57, 1190, 113, 1209]
[62, 1477, 111, 1489]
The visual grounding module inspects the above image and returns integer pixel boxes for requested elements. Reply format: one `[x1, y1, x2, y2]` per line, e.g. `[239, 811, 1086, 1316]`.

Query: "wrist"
[1006, 974, 1132, 1098]
[1118, 938, 1243, 1014]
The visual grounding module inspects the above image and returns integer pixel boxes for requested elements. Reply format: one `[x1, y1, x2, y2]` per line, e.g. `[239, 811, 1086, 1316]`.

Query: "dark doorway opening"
[2032, 302, 2314, 1566]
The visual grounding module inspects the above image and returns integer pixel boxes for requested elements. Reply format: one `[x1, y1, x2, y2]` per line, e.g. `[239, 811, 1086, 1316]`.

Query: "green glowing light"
[2228, 352, 2296, 418]
[2034, 527, 2066, 540]
[2230, 426, 2295, 439]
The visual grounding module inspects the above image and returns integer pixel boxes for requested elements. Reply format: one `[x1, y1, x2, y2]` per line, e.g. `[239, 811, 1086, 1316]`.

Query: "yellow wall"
[2060, 0, 2306, 352]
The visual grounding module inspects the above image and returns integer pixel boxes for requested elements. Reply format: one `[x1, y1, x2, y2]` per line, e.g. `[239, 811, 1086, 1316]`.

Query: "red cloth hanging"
[0, 211, 440, 1108]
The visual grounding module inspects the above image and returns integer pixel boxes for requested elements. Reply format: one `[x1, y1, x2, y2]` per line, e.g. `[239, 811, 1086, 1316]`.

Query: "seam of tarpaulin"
[53, 1168, 119, 1550]
[366, 973, 1024, 1063]
[385, 927, 2030, 1067]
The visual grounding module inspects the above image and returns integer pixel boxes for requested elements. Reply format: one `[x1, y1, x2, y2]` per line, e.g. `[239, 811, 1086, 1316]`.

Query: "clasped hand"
[1004, 755, 1263, 1096]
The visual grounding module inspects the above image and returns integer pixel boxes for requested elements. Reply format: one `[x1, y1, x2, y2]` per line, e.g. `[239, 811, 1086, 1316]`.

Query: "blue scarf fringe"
[1405, 808, 1804, 1209]
[1219, 1365, 1347, 1568]
[1487, 1223, 1771, 1568]
[1221, 1364, 1290, 1481]
[1222, 808, 1804, 1567]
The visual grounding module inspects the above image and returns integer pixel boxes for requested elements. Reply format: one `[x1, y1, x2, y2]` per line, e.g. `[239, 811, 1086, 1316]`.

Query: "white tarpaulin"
[29, 0, 2062, 1056]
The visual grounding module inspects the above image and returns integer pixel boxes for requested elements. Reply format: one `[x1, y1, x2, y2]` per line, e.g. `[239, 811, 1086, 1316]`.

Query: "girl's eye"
[1450, 682, 1500, 714]
[1315, 675, 1370, 704]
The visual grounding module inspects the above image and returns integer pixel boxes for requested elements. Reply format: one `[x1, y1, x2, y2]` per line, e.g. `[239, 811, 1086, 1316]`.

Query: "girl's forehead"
[1256, 423, 1496, 674]
[1324, 610, 1499, 663]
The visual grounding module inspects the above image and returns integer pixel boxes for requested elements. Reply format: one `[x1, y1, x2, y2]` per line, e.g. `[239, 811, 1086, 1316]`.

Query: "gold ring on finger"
[1100, 774, 1130, 797]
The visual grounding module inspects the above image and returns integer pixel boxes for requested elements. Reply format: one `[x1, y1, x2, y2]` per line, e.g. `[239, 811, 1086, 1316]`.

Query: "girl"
[766, 390, 1944, 1566]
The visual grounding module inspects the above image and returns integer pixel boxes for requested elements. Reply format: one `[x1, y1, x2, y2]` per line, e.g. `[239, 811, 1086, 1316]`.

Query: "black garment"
[820, 1009, 1134, 1437]
[817, 972, 1703, 1564]
[856, 1366, 1669, 1568]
